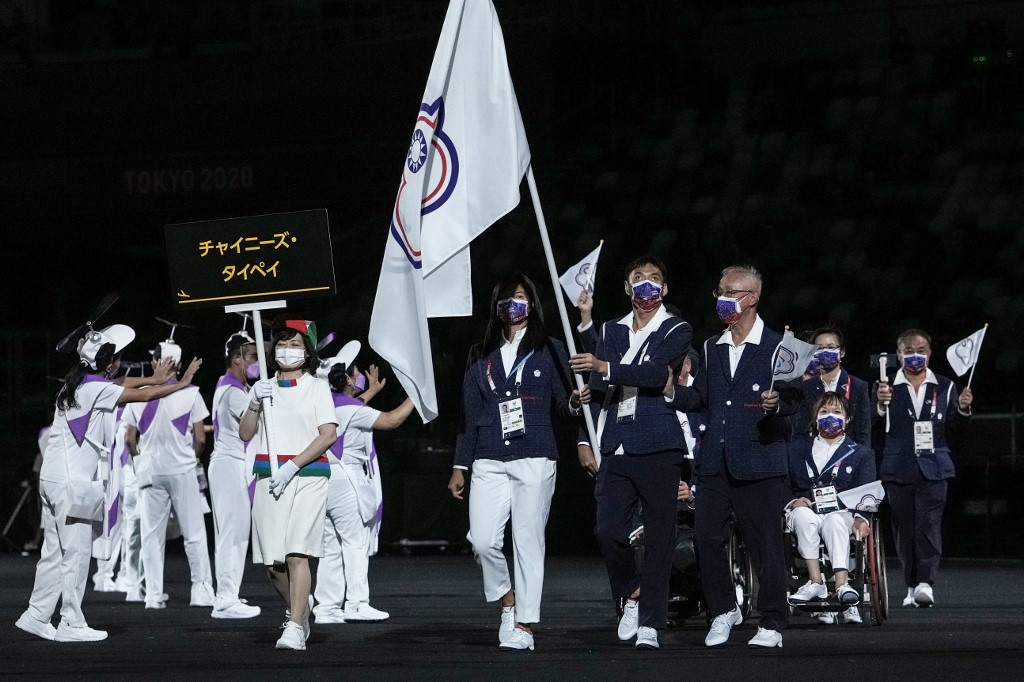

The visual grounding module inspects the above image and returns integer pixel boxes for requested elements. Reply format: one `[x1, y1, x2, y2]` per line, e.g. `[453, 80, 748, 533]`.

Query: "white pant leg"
[507, 458, 557, 624]
[121, 472, 143, 588]
[93, 518, 123, 584]
[334, 464, 373, 609]
[787, 506, 824, 561]
[26, 484, 62, 624]
[468, 459, 513, 603]
[313, 474, 348, 615]
[140, 480, 172, 600]
[820, 510, 855, 572]
[165, 471, 213, 587]
[208, 457, 251, 607]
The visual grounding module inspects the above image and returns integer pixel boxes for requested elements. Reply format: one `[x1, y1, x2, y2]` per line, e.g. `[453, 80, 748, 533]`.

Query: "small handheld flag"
[558, 241, 603, 306]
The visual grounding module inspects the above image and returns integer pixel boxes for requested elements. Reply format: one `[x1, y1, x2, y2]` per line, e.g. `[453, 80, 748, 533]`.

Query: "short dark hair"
[268, 328, 318, 374]
[623, 255, 668, 282]
[811, 391, 853, 433]
[897, 329, 931, 349]
[225, 333, 255, 367]
[806, 324, 845, 349]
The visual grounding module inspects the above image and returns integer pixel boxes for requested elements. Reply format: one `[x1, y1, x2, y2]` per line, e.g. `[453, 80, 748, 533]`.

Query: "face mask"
[630, 280, 663, 312]
[817, 413, 846, 439]
[902, 353, 927, 373]
[353, 372, 367, 393]
[497, 298, 529, 325]
[245, 361, 261, 381]
[814, 349, 841, 372]
[716, 296, 742, 325]
[275, 348, 305, 368]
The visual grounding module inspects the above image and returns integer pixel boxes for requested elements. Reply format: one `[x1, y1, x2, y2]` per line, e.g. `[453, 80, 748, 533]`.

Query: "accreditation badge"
[913, 420, 934, 452]
[617, 386, 638, 423]
[812, 485, 840, 514]
[499, 397, 526, 438]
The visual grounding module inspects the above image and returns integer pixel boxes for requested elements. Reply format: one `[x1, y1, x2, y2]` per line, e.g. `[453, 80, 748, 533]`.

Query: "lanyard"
[843, 375, 851, 399]
[808, 443, 852, 484]
[485, 350, 534, 396]
[907, 385, 938, 420]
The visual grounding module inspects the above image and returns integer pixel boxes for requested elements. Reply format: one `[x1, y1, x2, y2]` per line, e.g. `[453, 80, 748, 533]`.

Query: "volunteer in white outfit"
[207, 332, 262, 619]
[118, 416, 146, 601]
[124, 340, 215, 610]
[239, 315, 337, 651]
[15, 323, 201, 642]
[448, 272, 588, 652]
[91, 402, 130, 592]
[313, 343, 414, 624]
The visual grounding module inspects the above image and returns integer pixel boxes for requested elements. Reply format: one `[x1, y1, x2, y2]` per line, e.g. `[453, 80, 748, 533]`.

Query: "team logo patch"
[533, 369, 541, 377]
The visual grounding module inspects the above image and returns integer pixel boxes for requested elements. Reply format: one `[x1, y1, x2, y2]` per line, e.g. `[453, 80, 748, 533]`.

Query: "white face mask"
[275, 348, 305, 368]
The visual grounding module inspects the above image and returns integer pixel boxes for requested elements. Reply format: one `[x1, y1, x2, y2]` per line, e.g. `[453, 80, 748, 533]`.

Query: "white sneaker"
[841, 606, 863, 624]
[343, 603, 389, 622]
[313, 608, 346, 625]
[705, 605, 743, 646]
[92, 577, 117, 592]
[190, 582, 215, 607]
[302, 595, 314, 641]
[914, 583, 934, 607]
[902, 587, 916, 607]
[635, 626, 659, 650]
[275, 622, 306, 651]
[212, 601, 261, 619]
[125, 588, 144, 603]
[499, 606, 515, 643]
[55, 620, 108, 642]
[113, 576, 135, 592]
[747, 627, 783, 648]
[499, 627, 535, 651]
[815, 611, 836, 624]
[15, 612, 56, 641]
[835, 584, 860, 605]
[789, 580, 828, 603]
[617, 599, 639, 641]
[144, 599, 166, 610]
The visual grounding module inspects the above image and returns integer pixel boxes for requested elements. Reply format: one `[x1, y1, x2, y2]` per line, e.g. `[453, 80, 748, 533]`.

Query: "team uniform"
[91, 406, 130, 591]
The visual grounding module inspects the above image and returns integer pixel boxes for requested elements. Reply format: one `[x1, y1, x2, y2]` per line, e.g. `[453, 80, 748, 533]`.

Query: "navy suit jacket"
[787, 435, 876, 504]
[669, 324, 803, 480]
[875, 372, 967, 484]
[589, 312, 692, 456]
[791, 369, 872, 444]
[454, 337, 576, 468]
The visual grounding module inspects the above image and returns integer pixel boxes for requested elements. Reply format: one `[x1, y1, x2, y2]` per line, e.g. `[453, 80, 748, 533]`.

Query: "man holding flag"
[666, 265, 803, 649]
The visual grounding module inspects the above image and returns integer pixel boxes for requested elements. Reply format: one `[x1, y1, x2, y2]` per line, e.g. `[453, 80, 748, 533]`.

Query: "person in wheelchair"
[785, 392, 875, 623]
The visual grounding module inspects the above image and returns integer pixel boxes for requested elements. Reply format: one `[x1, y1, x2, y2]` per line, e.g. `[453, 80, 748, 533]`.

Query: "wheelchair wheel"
[852, 536, 871, 627]
[867, 520, 889, 624]
[727, 520, 754, 621]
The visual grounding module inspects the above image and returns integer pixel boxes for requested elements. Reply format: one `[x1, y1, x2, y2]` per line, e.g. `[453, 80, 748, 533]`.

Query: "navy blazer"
[788, 435, 876, 505]
[670, 324, 804, 481]
[791, 369, 872, 444]
[454, 337, 575, 468]
[875, 372, 967, 484]
[589, 312, 692, 456]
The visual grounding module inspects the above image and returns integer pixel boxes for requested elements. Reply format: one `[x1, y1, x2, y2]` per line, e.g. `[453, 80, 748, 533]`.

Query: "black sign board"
[165, 209, 336, 310]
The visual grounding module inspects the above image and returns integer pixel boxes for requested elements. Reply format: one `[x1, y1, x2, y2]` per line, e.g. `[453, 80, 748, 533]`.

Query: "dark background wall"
[1, 0, 1021, 557]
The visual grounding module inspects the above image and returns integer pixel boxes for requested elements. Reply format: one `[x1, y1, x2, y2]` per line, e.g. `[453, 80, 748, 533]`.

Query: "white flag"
[837, 480, 886, 513]
[558, 242, 603, 306]
[369, 0, 530, 423]
[945, 326, 987, 377]
[771, 329, 818, 382]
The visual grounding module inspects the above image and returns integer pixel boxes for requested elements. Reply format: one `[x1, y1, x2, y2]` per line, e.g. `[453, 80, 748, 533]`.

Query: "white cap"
[155, 340, 182, 365]
[316, 340, 360, 379]
[77, 324, 136, 370]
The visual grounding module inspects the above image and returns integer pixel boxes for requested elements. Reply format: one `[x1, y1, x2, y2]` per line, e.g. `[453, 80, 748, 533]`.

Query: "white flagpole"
[966, 323, 988, 389]
[525, 166, 601, 459]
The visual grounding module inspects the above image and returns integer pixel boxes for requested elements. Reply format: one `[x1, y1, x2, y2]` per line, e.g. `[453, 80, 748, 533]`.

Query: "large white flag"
[369, 0, 530, 422]
[771, 329, 819, 382]
[945, 325, 987, 377]
[558, 242, 603, 307]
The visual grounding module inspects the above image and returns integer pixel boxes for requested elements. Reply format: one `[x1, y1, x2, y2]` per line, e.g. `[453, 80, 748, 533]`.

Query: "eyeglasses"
[816, 344, 841, 351]
[712, 289, 752, 299]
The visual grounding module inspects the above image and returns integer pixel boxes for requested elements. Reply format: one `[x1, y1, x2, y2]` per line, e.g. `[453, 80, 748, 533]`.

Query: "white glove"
[268, 460, 299, 496]
[251, 379, 275, 402]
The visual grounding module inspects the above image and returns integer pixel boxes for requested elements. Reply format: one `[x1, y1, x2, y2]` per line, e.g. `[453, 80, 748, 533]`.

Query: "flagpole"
[525, 165, 601, 460]
[966, 323, 988, 389]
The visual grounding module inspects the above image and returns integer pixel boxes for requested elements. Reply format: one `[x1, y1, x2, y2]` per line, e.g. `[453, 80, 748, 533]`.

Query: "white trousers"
[92, 515, 123, 584]
[208, 456, 252, 608]
[787, 506, 856, 571]
[468, 457, 556, 624]
[140, 471, 213, 599]
[116, 466, 143, 588]
[314, 463, 373, 614]
[26, 481, 99, 627]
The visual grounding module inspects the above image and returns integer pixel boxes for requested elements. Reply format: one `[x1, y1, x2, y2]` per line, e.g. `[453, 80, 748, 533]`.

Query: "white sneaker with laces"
[705, 605, 743, 647]
[789, 580, 828, 603]
[211, 601, 261, 619]
[747, 627, 783, 648]
[635, 626, 659, 650]
[343, 603, 390, 622]
[914, 582, 934, 607]
[275, 622, 306, 651]
[190, 582, 215, 607]
[902, 587, 916, 606]
[55, 620, 108, 642]
[499, 627, 535, 651]
[15, 612, 56, 641]
[835, 584, 860, 604]
[617, 599, 639, 641]
[815, 611, 836, 624]
[841, 606, 863, 624]
[498, 606, 515, 643]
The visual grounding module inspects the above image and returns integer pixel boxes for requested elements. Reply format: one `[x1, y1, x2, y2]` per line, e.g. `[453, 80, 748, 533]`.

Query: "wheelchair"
[785, 512, 889, 626]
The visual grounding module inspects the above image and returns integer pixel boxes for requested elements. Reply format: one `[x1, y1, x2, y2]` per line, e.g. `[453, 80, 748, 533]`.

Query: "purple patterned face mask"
[814, 349, 841, 372]
[817, 413, 845, 438]
[497, 298, 529, 325]
[716, 296, 742, 325]
[901, 353, 927, 373]
[630, 280, 663, 312]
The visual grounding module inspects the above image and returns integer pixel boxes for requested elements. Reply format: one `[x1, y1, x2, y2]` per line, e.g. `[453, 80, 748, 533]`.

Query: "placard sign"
[165, 209, 336, 309]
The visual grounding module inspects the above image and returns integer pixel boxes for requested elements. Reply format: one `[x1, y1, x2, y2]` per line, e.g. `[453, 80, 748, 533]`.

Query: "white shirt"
[500, 327, 528, 377]
[328, 402, 381, 465]
[606, 304, 673, 382]
[820, 372, 840, 393]
[249, 373, 337, 458]
[122, 386, 209, 476]
[40, 378, 124, 483]
[210, 373, 251, 461]
[809, 434, 845, 478]
[892, 368, 938, 418]
[716, 315, 765, 377]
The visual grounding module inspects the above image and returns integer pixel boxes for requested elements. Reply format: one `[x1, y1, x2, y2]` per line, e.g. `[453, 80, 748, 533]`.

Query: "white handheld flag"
[369, 0, 530, 423]
[558, 241, 603, 306]
[837, 480, 886, 513]
[945, 325, 987, 378]
[771, 329, 818, 383]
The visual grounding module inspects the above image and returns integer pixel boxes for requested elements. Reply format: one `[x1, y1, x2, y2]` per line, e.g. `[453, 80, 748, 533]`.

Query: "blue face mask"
[814, 349, 841, 372]
[902, 353, 927, 373]
[817, 413, 846, 438]
[497, 298, 529, 325]
[631, 280, 663, 312]
[716, 296, 742, 325]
